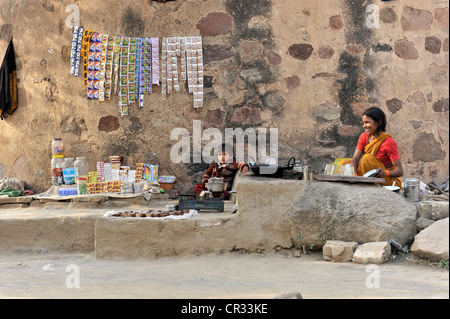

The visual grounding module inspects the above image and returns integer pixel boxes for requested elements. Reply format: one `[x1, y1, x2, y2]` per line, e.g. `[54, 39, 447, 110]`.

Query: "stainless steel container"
[404, 178, 420, 202]
[302, 165, 309, 181]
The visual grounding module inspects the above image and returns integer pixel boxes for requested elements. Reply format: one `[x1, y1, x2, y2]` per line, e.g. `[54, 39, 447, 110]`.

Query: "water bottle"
[63, 158, 76, 185]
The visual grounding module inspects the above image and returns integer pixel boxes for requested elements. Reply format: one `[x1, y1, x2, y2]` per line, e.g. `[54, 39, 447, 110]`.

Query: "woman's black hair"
[363, 107, 386, 133]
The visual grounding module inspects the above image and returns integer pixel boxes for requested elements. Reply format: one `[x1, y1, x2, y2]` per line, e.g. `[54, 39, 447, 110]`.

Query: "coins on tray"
[111, 210, 190, 218]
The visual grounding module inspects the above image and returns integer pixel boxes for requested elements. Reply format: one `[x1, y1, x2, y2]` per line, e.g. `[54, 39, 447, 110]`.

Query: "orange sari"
[356, 132, 402, 188]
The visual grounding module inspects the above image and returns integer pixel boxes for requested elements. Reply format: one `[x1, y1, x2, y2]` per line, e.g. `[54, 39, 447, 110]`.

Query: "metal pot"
[205, 182, 225, 192]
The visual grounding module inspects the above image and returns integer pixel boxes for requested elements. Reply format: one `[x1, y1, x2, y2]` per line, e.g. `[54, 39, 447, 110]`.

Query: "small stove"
[178, 191, 225, 213]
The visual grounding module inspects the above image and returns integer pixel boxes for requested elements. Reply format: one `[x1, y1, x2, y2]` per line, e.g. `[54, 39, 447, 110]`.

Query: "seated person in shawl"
[194, 144, 249, 198]
[348, 107, 404, 188]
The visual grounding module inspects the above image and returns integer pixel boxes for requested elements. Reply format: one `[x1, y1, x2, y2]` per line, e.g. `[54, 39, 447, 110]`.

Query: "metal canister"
[404, 178, 420, 202]
[302, 165, 309, 181]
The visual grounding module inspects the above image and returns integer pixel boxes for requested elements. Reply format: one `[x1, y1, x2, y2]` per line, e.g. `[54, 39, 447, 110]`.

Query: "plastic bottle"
[63, 158, 76, 185]
[52, 138, 65, 157]
[51, 156, 65, 185]
[74, 157, 89, 179]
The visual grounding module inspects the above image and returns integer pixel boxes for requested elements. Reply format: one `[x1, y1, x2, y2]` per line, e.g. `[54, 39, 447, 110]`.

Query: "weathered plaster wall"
[0, 0, 448, 192]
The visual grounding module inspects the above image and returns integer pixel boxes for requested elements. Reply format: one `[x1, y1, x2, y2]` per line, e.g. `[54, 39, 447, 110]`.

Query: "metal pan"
[249, 157, 296, 177]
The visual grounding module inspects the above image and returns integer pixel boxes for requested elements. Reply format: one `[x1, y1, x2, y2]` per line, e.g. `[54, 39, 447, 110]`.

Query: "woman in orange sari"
[350, 107, 403, 188]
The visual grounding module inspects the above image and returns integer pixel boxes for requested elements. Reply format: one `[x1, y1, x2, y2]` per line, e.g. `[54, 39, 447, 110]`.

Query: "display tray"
[314, 174, 385, 184]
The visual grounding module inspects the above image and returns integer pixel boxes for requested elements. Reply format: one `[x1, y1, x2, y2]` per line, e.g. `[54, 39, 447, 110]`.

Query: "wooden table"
[314, 174, 385, 184]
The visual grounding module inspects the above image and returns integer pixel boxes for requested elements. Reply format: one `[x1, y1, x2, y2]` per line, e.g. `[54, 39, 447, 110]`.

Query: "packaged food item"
[88, 171, 97, 183]
[77, 177, 87, 195]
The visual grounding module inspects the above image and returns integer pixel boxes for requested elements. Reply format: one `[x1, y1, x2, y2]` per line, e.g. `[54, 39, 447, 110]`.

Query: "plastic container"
[51, 156, 65, 186]
[404, 178, 420, 202]
[52, 138, 65, 157]
[74, 157, 89, 179]
[63, 158, 76, 185]
[77, 177, 87, 195]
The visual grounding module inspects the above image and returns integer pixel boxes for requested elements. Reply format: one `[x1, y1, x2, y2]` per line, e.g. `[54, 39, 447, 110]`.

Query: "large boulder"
[237, 176, 418, 249]
[288, 181, 418, 247]
[411, 217, 449, 262]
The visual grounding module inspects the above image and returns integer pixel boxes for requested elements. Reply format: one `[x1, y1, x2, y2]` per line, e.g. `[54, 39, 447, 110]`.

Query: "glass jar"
[74, 157, 89, 179]
[52, 138, 64, 157]
[63, 158, 76, 185]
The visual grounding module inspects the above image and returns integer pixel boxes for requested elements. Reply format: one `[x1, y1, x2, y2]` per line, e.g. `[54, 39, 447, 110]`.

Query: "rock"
[266, 51, 282, 65]
[401, 6, 433, 31]
[432, 98, 449, 113]
[394, 40, 419, 60]
[98, 116, 120, 133]
[288, 44, 314, 60]
[346, 44, 366, 55]
[380, 7, 397, 24]
[284, 76, 300, 90]
[312, 102, 341, 122]
[275, 292, 303, 299]
[427, 63, 448, 83]
[240, 40, 263, 63]
[386, 98, 403, 115]
[416, 217, 434, 232]
[204, 109, 224, 129]
[413, 133, 447, 163]
[317, 46, 335, 59]
[196, 12, 233, 36]
[443, 37, 449, 52]
[289, 182, 417, 247]
[323, 240, 358, 262]
[240, 68, 263, 83]
[353, 242, 391, 264]
[230, 107, 262, 125]
[337, 125, 359, 136]
[411, 217, 449, 262]
[425, 36, 442, 54]
[351, 102, 373, 117]
[435, 7, 449, 28]
[417, 200, 449, 221]
[203, 45, 236, 64]
[329, 15, 343, 30]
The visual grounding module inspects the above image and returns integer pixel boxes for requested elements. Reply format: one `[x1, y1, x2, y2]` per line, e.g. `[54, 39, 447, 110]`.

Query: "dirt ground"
[0, 249, 448, 300]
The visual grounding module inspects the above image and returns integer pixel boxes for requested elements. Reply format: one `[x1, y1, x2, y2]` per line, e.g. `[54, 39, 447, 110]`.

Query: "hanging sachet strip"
[141, 38, 152, 95]
[81, 29, 93, 87]
[98, 34, 109, 102]
[113, 36, 121, 95]
[70, 26, 84, 77]
[119, 37, 130, 117]
[194, 36, 204, 108]
[135, 38, 142, 108]
[180, 37, 187, 82]
[127, 37, 137, 105]
[87, 32, 103, 100]
[152, 38, 160, 86]
[161, 38, 167, 101]
[104, 35, 115, 100]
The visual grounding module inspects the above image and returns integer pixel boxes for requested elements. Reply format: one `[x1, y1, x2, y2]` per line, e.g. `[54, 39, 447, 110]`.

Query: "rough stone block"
[412, 217, 449, 262]
[353, 242, 391, 264]
[323, 240, 359, 262]
[417, 200, 449, 221]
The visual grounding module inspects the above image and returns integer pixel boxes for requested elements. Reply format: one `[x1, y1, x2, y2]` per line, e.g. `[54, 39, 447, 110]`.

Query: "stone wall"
[0, 0, 448, 192]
